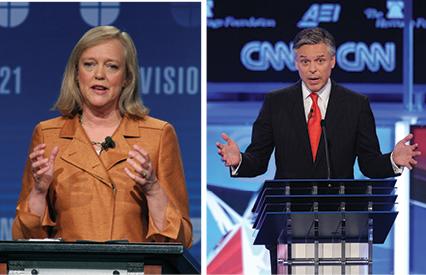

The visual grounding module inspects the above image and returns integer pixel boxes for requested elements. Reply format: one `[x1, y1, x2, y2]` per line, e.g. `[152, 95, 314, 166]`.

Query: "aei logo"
[80, 2, 120, 27]
[0, 2, 29, 28]
[297, 3, 341, 28]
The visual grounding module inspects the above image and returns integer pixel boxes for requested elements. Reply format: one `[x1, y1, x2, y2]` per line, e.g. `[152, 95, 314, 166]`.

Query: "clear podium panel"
[253, 194, 397, 225]
[252, 179, 397, 212]
[254, 211, 397, 245]
[253, 201, 396, 229]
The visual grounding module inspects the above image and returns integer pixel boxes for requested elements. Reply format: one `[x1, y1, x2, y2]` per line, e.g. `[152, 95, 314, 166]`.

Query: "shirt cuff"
[231, 153, 243, 176]
[390, 152, 404, 174]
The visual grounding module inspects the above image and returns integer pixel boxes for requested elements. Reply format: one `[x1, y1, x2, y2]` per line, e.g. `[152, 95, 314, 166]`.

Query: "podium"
[252, 179, 398, 275]
[0, 241, 200, 274]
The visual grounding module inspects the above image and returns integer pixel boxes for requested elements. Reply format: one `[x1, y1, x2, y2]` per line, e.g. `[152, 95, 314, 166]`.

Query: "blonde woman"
[12, 26, 192, 247]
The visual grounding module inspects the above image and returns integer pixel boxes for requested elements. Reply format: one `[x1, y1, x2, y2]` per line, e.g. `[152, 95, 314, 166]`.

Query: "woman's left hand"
[124, 144, 159, 195]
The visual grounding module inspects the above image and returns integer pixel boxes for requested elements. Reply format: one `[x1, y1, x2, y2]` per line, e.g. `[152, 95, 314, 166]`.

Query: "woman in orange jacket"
[12, 26, 192, 248]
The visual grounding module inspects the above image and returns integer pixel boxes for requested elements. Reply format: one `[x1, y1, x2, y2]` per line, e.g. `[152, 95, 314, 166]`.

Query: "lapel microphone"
[101, 136, 116, 151]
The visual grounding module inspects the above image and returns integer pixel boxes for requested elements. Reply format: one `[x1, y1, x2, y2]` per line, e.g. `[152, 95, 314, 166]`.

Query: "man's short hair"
[292, 27, 336, 56]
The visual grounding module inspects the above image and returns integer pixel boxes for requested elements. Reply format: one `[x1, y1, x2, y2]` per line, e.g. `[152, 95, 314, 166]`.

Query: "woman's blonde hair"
[54, 25, 148, 118]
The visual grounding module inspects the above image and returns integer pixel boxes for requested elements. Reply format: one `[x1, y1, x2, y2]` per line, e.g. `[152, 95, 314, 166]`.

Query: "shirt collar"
[302, 78, 332, 101]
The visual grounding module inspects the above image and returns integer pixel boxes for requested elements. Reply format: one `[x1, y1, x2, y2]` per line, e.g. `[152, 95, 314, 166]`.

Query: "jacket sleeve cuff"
[15, 210, 47, 239]
[14, 198, 55, 239]
[145, 202, 182, 242]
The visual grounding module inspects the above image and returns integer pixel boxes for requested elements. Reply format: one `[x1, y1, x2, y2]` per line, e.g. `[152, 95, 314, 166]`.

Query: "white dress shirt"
[302, 78, 331, 122]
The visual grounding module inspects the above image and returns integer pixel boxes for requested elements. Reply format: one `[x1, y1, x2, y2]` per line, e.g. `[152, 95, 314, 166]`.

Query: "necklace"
[79, 115, 115, 155]
[91, 141, 103, 155]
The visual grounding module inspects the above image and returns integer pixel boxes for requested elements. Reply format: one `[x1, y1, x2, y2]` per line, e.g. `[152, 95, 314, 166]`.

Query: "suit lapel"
[59, 117, 113, 187]
[325, 83, 346, 131]
[315, 82, 345, 166]
[100, 116, 140, 171]
[289, 83, 313, 164]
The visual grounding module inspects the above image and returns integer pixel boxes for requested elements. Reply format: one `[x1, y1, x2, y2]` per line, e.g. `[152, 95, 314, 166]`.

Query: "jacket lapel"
[100, 116, 140, 171]
[324, 82, 345, 135]
[289, 82, 313, 164]
[59, 117, 113, 187]
[315, 81, 345, 166]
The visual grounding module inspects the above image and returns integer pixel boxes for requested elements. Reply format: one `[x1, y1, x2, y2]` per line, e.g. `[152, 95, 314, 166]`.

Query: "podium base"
[274, 243, 369, 275]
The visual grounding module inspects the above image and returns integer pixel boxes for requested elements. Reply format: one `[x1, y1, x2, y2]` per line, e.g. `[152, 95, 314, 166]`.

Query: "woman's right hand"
[29, 144, 59, 194]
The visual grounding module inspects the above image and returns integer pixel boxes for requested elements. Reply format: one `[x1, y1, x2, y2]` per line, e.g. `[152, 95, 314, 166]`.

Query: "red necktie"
[308, 93, 322, 161]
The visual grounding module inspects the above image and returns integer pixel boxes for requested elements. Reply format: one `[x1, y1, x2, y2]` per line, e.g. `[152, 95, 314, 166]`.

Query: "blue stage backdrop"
[0, 2, 201, 261]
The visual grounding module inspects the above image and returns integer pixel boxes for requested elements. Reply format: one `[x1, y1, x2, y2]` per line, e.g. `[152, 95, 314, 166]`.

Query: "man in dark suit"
[217, 27, 420, 179]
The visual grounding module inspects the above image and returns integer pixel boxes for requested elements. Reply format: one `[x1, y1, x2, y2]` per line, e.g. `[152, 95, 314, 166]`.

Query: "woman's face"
[77, 39, 127, 113]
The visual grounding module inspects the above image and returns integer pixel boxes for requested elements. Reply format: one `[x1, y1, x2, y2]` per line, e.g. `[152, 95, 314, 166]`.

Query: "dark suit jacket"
[236, 81, 397, 179]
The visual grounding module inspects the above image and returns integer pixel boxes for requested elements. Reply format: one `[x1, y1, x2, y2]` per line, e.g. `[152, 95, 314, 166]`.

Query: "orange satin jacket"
[12, 115, 192, 247]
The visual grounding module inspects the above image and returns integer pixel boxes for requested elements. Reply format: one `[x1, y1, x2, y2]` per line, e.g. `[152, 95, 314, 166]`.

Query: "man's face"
[294, 43, 335, 93]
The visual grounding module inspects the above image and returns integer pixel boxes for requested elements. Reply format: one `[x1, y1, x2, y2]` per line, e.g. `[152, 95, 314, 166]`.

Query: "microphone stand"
[321, 120, 331, 179]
